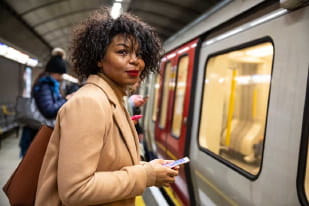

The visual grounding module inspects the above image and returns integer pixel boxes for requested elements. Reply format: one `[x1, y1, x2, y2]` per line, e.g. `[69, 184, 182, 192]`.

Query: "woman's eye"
[136, 52, 143, 57]
[118, 50, 128, 55]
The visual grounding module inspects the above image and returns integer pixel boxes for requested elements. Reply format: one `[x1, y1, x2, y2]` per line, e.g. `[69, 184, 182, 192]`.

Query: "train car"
[141, 0, 309, 205]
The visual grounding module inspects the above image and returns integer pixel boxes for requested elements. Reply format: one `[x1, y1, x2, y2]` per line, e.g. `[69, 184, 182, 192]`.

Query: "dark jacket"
[132, 106, 144, 134]
[33, 75, 66, 119]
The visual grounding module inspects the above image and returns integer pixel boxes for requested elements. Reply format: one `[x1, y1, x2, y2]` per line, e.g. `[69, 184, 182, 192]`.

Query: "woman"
[35, 8, 179, 206]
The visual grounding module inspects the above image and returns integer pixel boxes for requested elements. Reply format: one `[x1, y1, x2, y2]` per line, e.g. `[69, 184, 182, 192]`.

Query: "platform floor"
[0, 130, 21, 206]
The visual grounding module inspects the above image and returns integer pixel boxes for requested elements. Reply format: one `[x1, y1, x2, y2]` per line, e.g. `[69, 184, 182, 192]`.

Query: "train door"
[189, 4, 309, 206]
[155, 55, 175, 158]
[142, 74, 159, 160]
[155, 39, 198, 205]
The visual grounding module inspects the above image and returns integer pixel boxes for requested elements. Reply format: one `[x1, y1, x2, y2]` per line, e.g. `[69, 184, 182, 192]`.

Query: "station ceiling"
[0, 0, 221, 66]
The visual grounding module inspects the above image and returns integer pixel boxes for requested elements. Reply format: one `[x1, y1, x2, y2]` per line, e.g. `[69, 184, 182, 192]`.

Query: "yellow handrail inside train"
[252, 88, 257, 119]
[225, 69, 237, 146]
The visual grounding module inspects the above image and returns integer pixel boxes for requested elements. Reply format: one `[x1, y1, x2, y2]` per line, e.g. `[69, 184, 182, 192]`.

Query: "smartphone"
[164, 157, 190, 168]
[131, 115, 143, 121]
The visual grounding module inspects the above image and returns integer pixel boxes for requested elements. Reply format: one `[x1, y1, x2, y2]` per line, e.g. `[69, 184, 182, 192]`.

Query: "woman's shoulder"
[78, 83, 108, 98]
[64, 84, 109, 107]
[59, 85, 112, 116]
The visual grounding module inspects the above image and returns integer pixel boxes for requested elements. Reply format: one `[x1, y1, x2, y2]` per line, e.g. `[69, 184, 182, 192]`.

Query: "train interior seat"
[220, 119, 263, 163]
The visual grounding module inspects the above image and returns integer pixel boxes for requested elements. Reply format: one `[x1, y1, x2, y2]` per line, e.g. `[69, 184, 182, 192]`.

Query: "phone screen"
[164, 157, 190, 168]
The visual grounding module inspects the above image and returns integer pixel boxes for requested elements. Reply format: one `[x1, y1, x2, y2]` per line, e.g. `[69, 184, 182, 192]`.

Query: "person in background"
[33, 48, 67, 118]
[127, 80, 148, 160]
[63, 81, 81, 97]
[35, 8, 179, 206]
[19, 48, 68, 157]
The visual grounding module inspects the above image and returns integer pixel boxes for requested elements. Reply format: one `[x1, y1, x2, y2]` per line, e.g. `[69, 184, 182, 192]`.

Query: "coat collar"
[86, 74, 140, 165]
[86, 73, 126, 106]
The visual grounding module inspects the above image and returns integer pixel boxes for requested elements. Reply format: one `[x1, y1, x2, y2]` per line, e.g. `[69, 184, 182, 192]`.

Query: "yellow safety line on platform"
[135, 195, 145, 206]
[155, 142, 184, 205]
[156, 142, 177, 160]
[163, 186, 183, 206]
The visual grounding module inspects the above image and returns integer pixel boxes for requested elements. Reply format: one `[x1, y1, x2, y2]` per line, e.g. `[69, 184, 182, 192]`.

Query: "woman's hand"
[129, 95, 147, 107]
[149, 159, 179, 187]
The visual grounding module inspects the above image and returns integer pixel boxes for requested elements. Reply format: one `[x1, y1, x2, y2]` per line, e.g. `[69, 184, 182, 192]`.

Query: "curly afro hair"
[70, 8, 163, 81]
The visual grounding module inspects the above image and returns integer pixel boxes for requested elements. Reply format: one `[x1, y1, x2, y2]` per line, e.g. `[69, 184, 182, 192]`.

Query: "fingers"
[168, 171, 178, 177]
[158, 168, 178, 186]
[132, 95, 145, 107]
[173, 165, 180, 170]
[150, 158, 165, 164]
[167, 168, 178, 179]
[162, 159, 173, 164]
[163, 174, 177, 187]
[156, 176, 175, 187]
[149, 158, 181, 187]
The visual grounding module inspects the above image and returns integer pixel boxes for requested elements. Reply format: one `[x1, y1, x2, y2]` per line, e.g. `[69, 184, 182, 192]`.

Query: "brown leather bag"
[2, 125, 53, 206]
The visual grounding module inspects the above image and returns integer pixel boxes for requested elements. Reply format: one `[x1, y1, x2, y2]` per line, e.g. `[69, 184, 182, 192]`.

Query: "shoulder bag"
[15, 96, 55, 129]
[2, 125, 54, 206]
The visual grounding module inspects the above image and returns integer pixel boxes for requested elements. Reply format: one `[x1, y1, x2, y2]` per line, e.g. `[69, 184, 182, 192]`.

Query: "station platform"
[0, 129, 20, 206]
[0, 129, 170, 206]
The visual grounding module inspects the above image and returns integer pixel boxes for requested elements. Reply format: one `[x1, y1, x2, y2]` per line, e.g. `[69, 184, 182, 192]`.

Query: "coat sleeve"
[57, 94, 155, 205]
[34, 83, 66, 118]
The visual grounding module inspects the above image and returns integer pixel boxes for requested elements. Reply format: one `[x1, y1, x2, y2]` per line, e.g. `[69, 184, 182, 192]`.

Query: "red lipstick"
[126, 70, 139, 77]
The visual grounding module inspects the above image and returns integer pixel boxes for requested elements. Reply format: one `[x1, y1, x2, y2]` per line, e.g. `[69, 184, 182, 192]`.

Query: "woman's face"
[97, 34, 145, 88]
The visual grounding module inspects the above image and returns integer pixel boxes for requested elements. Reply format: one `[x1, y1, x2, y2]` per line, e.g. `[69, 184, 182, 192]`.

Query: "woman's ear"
[97, 61, 102, 68]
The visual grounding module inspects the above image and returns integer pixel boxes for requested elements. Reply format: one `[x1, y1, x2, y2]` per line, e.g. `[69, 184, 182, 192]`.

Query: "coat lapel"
[86, 75, 140, 165]
[112, 107, 140, 164]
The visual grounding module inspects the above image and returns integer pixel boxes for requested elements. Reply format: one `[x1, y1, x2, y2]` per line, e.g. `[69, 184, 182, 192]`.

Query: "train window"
[159, 62, 172, 128]
[171, 56, 189, 137]
[152, 74, 161, 122]
[198, 42, 273, 175]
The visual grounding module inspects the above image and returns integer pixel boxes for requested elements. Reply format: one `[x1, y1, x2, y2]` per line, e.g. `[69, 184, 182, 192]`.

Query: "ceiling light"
[62, 74, 79, 83]
[0, 42, 38, 67]
[111, 2, 122, 19]
[27, 58, 39, 67]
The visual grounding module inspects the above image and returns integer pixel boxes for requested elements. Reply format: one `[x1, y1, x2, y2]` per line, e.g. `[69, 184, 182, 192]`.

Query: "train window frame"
[158, 61, 173, 129]
[197, 37, 274, 180]
[170, 54, 189, 138]
[152, 73, 161, 122]
[297, 65, 309, 206]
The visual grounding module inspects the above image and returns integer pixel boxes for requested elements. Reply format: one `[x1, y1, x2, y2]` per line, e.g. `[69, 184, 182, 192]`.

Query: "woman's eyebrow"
[115, 43, 129, 48]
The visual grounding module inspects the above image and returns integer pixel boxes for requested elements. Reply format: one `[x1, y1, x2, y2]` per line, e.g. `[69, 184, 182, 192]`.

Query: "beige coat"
[35, 74, 155, 206]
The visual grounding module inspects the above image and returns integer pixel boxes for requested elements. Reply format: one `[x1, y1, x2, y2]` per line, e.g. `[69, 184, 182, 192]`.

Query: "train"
[138, 0, 309, 205]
